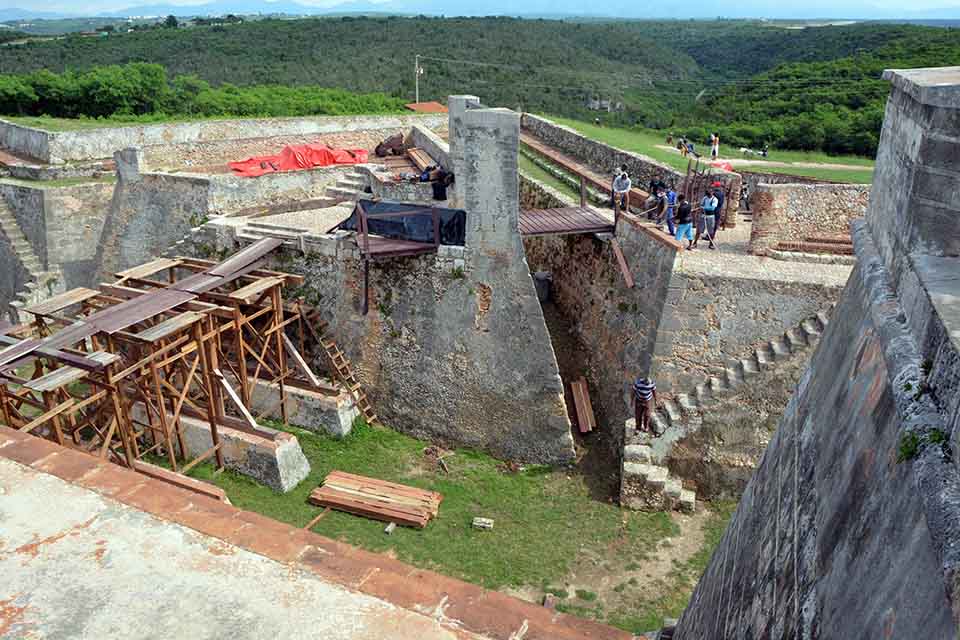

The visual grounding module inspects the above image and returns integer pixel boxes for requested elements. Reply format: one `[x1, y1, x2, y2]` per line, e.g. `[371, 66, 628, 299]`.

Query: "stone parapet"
[748, 182, 869, 255]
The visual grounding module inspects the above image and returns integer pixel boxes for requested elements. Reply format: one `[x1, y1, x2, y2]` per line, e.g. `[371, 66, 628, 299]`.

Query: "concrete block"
[250, 379, 358, 438]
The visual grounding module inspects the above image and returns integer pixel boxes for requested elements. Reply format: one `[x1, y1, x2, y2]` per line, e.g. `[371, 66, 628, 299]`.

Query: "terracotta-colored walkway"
[0, 426, 632, 640]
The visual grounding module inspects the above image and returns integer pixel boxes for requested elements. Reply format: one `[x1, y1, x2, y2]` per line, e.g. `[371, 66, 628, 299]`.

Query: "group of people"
[666, 133, 721, 160]
[642, 178, 726, 251]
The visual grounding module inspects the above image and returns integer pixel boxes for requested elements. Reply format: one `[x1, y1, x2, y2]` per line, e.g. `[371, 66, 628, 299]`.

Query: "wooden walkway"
[519, 206, 615, 237]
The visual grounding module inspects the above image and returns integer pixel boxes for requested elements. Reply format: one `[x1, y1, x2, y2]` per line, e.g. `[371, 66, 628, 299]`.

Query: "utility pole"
[415, 54, 421, 103]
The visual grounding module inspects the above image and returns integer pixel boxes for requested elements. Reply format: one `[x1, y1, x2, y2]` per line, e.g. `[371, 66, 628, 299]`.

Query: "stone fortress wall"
[674, 68, 960, 639]
[0, 113, 446, 165]
[749, 182, 871, 254]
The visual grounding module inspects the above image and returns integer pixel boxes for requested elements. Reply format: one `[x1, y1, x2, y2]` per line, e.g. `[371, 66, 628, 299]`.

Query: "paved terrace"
[0, 426, 630, 640]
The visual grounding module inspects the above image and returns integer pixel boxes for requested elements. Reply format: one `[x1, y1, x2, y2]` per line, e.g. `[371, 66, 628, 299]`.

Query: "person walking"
[613, 170, 631, 213]
[633, 375, 660, 436]
[695, 189, 719, 249]
[674, 194, 694, 249]
[665, 184, 677, 236]
[711, 133, 720, 160]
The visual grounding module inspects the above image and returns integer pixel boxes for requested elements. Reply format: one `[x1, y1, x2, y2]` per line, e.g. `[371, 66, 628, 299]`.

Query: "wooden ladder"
[299, 307, 379, 426]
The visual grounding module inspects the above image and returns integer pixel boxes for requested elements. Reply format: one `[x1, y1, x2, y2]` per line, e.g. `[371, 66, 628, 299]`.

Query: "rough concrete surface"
[0, 457, 478, 640]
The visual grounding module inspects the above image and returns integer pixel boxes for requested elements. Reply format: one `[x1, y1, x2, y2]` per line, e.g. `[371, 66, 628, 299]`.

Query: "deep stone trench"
[538, 298, 621, 502]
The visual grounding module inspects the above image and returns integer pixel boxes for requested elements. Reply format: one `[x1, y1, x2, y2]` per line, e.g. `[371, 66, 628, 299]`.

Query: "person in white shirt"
[694, 190, 719, 250]
[612, 171, 631, 212]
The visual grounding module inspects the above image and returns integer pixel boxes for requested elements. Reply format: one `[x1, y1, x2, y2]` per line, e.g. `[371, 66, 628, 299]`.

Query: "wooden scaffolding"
[0, 238, 374, 488]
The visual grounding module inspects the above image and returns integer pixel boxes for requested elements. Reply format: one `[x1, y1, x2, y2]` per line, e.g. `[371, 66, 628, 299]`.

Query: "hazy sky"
[8, 0, 960, 17]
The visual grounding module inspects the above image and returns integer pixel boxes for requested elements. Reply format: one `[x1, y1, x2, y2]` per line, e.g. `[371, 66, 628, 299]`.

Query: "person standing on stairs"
[633, 375, 662, 437]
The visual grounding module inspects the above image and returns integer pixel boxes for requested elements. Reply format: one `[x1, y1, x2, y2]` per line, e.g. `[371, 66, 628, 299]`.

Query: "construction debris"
[472, 517, 494, 530]
[423, 444, 452, 473]
[309, 470, 442, 529]
[384, 522, 397, 535]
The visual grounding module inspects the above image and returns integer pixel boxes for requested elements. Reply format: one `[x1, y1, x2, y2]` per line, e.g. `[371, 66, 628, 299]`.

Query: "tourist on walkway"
[633, 375, 660, 436]
[665, 184, 677, 235]
[675, 194, 694, 249]
[695, 190, 719, 250]
[613, 170, 631, 213]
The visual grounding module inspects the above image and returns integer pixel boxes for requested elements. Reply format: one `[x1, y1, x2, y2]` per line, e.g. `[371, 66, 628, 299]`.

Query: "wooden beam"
[610, 238, 635, 289]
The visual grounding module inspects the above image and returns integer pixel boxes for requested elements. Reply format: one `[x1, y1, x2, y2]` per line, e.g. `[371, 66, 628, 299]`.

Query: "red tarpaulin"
[710, 160, 735, 172]
[229, 144, 369, 177]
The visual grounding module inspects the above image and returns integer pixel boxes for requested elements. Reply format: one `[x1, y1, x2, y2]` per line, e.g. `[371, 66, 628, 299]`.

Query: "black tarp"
[336, 199, 466, 246]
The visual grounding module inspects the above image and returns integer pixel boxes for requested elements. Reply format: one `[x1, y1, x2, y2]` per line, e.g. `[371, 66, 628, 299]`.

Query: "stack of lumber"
[308, 470, 442, 529]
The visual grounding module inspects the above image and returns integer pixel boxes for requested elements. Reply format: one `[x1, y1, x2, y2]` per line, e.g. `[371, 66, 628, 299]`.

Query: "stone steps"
[639, 308, 833, 463]
[621, 440, 696, 513]
[0, 200, 66, 320]
[324, 171, 367, 203]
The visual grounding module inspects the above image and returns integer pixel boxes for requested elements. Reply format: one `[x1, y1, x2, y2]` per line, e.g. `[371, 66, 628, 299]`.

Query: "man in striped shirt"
[633, 376, 661, 436]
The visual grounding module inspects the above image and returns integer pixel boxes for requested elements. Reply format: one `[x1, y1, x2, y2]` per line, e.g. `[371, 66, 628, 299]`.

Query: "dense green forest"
[0, 63, 404, 119]
[0, 17, 957, 155]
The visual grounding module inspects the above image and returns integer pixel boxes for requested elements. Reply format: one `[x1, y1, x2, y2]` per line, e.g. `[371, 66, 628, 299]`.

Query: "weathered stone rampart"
[675, 67, 960, 640]
[0, 114, 447, 165]
[749, 182, 870, 254]
[523, 216, 681, 429]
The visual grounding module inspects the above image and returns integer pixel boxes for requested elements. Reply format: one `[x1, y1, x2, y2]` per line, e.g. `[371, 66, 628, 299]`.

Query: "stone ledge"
[0, 425, 633, 640]
[618, 214, 684, 251]
[883, 67, 960, 109]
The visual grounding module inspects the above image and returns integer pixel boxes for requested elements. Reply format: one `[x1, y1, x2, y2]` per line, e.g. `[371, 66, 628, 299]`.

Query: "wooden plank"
[0, 334, 110, 373]
[570, 377, 597, 434]
[133, 311, 204, 343]
[309, 487, 429, 528]
[282, 334, 321, 388]
[208, 237, 284, 277]
[115, 257, 181, 281]
[133, 460, 229, 503]
[24, 352, 119, 392]
[22, 287, 100, 317]
[213, 368, 259, 431]
[228, 276, 285, 304]
[326, 470, 442, 504]
[609, 238, 636, 289]
[17, 398, 76, 434]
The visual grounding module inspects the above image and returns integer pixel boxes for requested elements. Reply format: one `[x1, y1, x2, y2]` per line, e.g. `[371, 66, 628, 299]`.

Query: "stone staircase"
[621, 435, 696, 513]
[620, 308, 832, 513]
[324, 170, 367, 203]
[641, 308, 832, 464]
[0, 201, 63, 321]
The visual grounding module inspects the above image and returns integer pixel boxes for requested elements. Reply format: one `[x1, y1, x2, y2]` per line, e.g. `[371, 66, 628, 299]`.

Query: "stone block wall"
[0, 114, 447, 165]
[749, 182, 870, 254]
[204, 166, 347, 216]
[0, 230, 31, 322]
[43, 182, 114, 288]
[523, 215, 681, 428]
[675, 67, 960, 640]
[656, 273, 841, 394]
[519, 172, 575, 210]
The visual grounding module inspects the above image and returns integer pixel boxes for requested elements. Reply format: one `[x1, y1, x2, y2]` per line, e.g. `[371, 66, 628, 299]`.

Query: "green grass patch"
[183, 417, 679, 591]
[576, 589, 598, 601]
[543, 115, 873, 184]
[518, 152, 580, 201]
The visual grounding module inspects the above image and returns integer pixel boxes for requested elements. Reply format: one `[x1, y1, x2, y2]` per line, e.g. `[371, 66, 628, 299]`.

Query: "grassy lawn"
[543, 115, 874, 184]
[180, 418, 733, 633]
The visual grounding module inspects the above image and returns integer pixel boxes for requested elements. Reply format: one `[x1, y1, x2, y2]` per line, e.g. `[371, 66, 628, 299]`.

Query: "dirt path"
[654, 144, 873, 171]
[501, 509, 712, 624]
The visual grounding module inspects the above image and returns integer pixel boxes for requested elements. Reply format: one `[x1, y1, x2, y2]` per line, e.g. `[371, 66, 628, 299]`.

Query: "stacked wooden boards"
[308, 470, 442, 529]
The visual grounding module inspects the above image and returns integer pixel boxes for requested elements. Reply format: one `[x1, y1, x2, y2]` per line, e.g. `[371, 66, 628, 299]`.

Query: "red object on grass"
[229, 143, 369, 177]
[709, 161, 735, 172]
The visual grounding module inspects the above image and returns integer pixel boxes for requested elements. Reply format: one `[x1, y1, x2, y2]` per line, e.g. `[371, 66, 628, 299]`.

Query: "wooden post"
[42, 391, 66, 446]
[233, 303, 250, 407]
[579, 175, 587, 208]
[194, 321, 224, 471]
[271, 286, 288, 425]
[150, 359, 178, 472]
